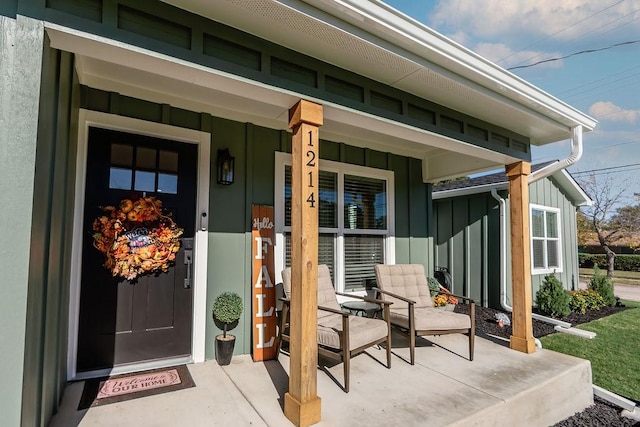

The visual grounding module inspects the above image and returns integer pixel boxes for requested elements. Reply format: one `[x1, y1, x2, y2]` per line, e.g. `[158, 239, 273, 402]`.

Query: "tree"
[609, 203, 640, 252]
[578, 174, 628, 277]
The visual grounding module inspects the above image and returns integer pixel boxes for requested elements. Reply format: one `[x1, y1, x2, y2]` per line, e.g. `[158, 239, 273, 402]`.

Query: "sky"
[384, 0, 640, 206]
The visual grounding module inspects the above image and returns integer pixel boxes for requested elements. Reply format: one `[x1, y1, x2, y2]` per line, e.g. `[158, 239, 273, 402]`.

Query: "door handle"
[184, 249, 193, 289]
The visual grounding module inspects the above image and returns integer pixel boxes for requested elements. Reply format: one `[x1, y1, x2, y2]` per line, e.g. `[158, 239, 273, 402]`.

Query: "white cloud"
[589, 101, 640, 124]
[429, 0, 640, 66]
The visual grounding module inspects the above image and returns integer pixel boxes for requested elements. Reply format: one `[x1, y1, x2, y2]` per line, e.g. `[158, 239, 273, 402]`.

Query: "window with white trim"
[530, 204, 562, 274]
[275, 153, 394, 293]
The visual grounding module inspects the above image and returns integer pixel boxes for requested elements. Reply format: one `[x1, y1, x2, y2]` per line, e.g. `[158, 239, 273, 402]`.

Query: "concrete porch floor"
[50, 332, 593, 426]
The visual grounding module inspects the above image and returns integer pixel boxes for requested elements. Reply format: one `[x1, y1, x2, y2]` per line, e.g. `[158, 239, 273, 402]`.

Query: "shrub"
[588, 266, 616, 306]
[212, 292, 243, 337]
[614, 255, 640, 272]
[568, 289, 606, 314]
[578, 253, 640, 272]
[535, 274, 570, 318]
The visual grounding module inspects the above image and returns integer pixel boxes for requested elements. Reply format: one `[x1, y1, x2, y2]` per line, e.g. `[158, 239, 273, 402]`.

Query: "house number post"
[285, 100, 323, 427]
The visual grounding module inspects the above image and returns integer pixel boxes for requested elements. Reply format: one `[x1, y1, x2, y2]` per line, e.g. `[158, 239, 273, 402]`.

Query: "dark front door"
[77, 127, 197, 373]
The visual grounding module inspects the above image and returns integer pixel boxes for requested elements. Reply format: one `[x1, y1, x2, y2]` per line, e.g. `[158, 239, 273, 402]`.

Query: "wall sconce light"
[217, 148, 235, 185]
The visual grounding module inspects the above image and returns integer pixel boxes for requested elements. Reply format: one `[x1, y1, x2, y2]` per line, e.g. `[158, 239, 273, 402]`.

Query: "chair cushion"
[317, 265, 342, 317]
[375, 264, 434, 308]
[317, 314, 388, 351]
[282, 265, 341, 319]
[389, 307, 471, 331]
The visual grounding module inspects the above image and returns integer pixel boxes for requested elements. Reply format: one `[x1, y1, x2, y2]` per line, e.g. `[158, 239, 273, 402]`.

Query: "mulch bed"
[453, 303, 639, 426]
[454, 303, 629, 340]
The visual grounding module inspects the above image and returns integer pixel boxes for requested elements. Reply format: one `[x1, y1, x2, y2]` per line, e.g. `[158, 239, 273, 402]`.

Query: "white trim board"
[67, 109, 210, 380]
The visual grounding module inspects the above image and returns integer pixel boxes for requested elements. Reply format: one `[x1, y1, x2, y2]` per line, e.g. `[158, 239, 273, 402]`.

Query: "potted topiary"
[212, 292, 243, 366]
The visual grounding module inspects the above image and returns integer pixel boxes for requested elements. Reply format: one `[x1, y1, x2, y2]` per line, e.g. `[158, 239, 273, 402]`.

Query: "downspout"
[528, 125, 583, 184]
[489, 124, 583, 330]
[490, 188, 571, 329]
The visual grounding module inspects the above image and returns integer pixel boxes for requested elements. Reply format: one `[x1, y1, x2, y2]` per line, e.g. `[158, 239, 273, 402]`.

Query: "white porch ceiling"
[163, 0, 596, 145]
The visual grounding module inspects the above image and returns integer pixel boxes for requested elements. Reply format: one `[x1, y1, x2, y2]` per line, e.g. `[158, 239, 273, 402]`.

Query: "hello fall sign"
[251, 205, 277, 361]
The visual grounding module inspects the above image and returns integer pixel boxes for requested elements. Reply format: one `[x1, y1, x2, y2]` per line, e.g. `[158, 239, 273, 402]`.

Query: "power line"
[498, 0, 627, 65]
[560, 68, 640, 99]
[507, 39, 640, 70]
[559, 64, 640, 97]
[575, 166, 640, 178]
[586, 138, 640, 151]
[572, 162, 640, 175]
[564, 78, 640, 104]
[505, 1, 640, 69]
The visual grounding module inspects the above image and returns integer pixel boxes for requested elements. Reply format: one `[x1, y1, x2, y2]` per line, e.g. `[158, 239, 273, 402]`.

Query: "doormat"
[78, 365, 195, 409]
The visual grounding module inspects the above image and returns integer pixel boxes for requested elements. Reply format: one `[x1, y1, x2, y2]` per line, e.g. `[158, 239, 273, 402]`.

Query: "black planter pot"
[215, 334, 236, 366]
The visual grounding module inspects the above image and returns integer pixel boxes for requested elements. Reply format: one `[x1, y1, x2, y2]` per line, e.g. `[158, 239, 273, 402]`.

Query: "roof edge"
[305, 0, 597, 132]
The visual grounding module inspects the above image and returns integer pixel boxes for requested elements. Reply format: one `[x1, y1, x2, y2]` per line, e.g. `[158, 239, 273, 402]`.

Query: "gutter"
[528, 125, 583, 184]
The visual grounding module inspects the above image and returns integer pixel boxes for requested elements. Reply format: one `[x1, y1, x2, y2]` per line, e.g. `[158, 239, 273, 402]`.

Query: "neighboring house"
[433, 164, 592, 309]
[580, 234, 640, 255]
[0, 1, 596, 425]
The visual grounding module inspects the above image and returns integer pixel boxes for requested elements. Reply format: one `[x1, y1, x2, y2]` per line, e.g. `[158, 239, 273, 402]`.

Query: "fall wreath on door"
[91, 197, 183, 280]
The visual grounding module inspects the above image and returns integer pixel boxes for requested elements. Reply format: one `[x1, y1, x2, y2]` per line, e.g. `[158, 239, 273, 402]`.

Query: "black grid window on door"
[109, 144, 179, 194]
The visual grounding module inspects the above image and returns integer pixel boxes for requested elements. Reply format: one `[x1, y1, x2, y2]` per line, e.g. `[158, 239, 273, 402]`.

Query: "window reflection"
[134, 171, 156, 192]
[109, 167, 132, 190]
[158, 173, 178, 194]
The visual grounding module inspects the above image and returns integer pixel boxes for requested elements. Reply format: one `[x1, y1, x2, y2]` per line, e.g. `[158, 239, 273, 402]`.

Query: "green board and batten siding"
[0, 20, 79, 426]
[17, 0, 532, 162]
[434, 177, 581, 310]
[0, 15, 46, 427]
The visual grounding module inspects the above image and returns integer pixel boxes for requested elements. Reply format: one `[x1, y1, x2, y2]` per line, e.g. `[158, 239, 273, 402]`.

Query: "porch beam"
[506, 161, 536, 353]
[285, 100, 323, 427]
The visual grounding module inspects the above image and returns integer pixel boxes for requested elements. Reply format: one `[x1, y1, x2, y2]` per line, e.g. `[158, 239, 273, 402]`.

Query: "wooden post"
[506, 161, 536, 353]
[284, 100, 323, 427]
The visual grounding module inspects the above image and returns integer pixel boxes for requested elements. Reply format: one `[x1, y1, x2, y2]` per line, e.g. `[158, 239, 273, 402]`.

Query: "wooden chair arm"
[319, 305, 349, 317]
[335, 292, 392, 306]
[373, 287, 416, 305]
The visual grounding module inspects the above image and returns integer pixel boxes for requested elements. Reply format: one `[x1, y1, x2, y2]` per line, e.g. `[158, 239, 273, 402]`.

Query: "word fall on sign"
[251, 205, 277, 361]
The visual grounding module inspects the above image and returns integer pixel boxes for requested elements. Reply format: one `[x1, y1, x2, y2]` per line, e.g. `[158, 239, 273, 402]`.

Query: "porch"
[50, 332, 592, 426]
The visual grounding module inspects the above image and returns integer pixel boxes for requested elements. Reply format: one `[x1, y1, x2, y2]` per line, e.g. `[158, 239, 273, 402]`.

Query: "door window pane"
[111, 144, 133, 167]
[136, 147, 157, 169]
[109, 167, 132, 190]
[159, 150, 179, 172]
[158, 173, 178, 194]
[134, 171, 156, 192]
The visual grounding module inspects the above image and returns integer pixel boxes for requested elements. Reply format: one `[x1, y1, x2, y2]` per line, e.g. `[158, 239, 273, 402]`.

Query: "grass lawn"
[579, 268, 640, 286]
[540, 300, 640, 402]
